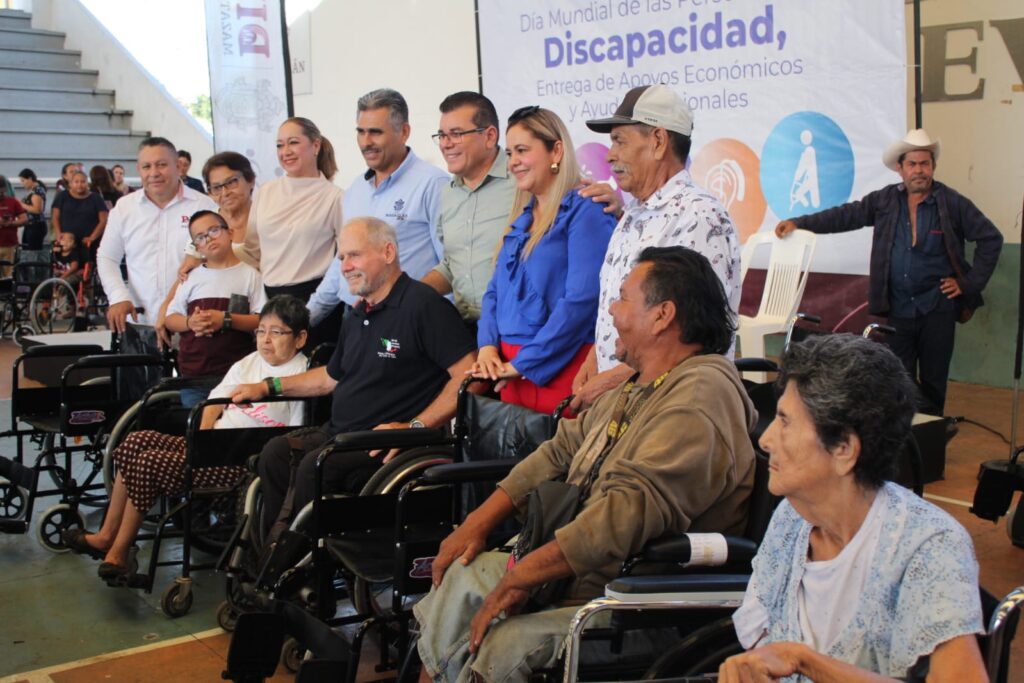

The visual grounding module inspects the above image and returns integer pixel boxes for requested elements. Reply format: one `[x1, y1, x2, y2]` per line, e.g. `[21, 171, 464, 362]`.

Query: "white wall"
[287, 0, 478, 185]
[29, 0, 214, 170]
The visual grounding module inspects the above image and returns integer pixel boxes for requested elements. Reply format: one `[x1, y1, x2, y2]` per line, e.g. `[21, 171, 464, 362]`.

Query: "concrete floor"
[0, 337, 1021, 682]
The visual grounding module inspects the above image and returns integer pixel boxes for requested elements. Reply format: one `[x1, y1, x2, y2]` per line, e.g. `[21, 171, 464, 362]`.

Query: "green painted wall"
[949, 243, 1020, 388]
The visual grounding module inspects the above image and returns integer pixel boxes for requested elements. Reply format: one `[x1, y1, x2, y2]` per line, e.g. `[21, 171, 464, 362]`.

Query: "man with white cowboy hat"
[776, 128, 1003, 415]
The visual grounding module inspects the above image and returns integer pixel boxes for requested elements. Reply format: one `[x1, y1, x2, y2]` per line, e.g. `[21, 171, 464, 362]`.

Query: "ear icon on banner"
[690, 138, 766, 244]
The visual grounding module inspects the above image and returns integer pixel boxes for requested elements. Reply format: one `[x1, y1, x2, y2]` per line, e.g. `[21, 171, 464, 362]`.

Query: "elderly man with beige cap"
[571, 84, 741, 410]
[776, 129, 1002, 414]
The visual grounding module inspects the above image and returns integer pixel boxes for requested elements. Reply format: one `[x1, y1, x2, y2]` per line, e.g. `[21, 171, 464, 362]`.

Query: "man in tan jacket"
[415, 245, 758, 683]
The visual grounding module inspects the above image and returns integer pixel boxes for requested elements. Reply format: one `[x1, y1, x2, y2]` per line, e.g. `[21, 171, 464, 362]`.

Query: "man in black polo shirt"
[232, 216, 477, 537]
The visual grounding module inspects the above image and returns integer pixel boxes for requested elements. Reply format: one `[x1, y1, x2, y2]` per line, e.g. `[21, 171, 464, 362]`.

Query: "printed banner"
[479, 0, 907, 274]
[205, 0, 291, 185]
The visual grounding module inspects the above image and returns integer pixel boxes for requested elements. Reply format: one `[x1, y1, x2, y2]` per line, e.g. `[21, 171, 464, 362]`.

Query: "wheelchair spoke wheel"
[351, 446, 454, 632]
[36, 503, 86, 553]
[642, 617, 741, 678]
[0, 482, 29, 519]
[29, 278, 77, 335]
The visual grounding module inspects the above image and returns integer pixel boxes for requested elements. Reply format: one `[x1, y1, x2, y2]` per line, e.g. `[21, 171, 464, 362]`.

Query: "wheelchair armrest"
[622, 533, 758, 575]
[142, 376, 222, 408]
[22, 344, 105, 358]
[330, 427, 452, 452]
[605, 574, 750, 602]
[418, 459, 517, 485]
[185, 395, 302, 435]
[65, 352, 166, 371]
[61, 353, 172, 385]
[734, 358, 779, 373]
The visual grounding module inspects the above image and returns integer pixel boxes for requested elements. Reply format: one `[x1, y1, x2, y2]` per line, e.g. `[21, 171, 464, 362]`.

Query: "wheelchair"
[95, 343, 339, 618]
[0, 339, 173, 551]
[0, 251, 53, 342]
[222, 377, 572, 681]
[28, 260, 108, 336]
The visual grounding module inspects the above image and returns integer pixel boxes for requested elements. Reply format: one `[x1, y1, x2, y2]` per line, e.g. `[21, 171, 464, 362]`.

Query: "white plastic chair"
[737, 229, 816, 381]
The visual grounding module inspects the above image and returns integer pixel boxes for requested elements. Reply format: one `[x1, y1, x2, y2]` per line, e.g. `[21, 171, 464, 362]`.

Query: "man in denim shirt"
[776, 129, 1003, 414]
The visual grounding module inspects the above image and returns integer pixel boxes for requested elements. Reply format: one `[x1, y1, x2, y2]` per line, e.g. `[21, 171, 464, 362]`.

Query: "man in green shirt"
[422, 92, 516, 328]
[422, 92, 620, 331]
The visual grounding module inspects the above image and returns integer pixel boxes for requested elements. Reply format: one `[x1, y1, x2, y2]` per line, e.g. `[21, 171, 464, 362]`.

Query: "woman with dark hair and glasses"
[61, 295, 310, 586]
[202, 151, 257, 256]
[157, 152, 259, 347]
[720, 334, 985, 682]
[471, 106, 616, 413]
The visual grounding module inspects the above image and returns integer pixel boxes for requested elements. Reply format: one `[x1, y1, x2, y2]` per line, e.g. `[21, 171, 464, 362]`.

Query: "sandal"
[61, 528, 106, 560]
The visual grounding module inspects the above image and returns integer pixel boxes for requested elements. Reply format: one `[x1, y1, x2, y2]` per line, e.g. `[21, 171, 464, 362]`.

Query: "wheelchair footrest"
[0, 518, 29, 534]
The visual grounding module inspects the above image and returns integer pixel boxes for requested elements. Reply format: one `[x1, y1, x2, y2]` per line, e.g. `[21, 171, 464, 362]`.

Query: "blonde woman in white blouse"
[243, 117, 345, 339]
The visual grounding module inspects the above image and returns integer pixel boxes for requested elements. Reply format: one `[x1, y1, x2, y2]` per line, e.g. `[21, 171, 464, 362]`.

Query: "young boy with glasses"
[165, 210, 266, 406]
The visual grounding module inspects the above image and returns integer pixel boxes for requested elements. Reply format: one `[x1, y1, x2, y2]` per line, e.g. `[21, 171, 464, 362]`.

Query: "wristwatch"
[409, 418, 426, 429]
[222, 310, 232, 331]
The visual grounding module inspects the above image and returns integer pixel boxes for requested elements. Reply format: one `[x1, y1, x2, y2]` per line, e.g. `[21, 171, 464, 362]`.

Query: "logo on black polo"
[379, 337, 400, 359]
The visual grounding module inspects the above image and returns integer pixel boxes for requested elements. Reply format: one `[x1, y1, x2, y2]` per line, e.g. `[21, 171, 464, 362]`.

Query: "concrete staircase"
[0, 7, 148, 179]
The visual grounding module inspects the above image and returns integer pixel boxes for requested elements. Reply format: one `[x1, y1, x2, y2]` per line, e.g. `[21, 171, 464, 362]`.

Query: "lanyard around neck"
[580, 370, 670, 497]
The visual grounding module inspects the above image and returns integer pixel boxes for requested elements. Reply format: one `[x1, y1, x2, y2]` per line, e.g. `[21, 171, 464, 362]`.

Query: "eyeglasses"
[207, 174, 243, 195]
[254, 327, 294, 339]
[508, 105, 541, 125]
[431, 128, 487, 146]
[191, 224, 225, 247]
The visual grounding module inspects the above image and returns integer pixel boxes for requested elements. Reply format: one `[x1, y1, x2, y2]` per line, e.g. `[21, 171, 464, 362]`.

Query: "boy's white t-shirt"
[166, 261, 266, 318]
[208, 351, 308, 429]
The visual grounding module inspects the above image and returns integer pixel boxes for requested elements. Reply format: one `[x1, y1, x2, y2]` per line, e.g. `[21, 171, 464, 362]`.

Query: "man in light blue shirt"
[308, 88, 448, 326]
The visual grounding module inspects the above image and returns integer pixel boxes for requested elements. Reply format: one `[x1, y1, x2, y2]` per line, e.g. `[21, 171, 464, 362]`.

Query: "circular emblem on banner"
[690, 138, 766, 244]
[576, 142, 623, 202]
[760, 112, 854, 221]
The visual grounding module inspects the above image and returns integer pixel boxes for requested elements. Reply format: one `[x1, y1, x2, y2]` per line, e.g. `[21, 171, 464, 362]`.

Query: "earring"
[550, 162, 560, 174]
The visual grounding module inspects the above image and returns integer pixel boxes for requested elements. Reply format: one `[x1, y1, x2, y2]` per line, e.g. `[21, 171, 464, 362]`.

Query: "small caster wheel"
[37, 503, 85, 553]
[14, 324, 34, 346]
[0, 481, 29, 519]
[161, 581, 194, 618]
[217, 600, 239, 632]
[281, 636, 305, 673]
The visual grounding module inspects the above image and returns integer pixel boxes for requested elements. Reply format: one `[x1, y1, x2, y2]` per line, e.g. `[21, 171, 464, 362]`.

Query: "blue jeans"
[178, 386, 211, 410]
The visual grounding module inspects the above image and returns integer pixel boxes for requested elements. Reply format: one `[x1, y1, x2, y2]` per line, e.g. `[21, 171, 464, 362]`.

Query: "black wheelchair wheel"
[641, 617, 742, 679]
[350, 446, 454, 627]
[13, 324, 33, 345]
[0, 481, 29, 519]
[36, 503, 86, 553]
[161, 581, 195, 618]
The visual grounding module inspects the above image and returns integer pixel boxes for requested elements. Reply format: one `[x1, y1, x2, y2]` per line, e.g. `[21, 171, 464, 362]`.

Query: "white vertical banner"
[478, 0, 906, 274]
[205, 0, 292, 184]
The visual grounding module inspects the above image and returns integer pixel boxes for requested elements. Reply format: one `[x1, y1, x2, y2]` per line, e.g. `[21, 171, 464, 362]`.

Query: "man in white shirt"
[98, 137, 218, 333]
[571, 85, 741, 410]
